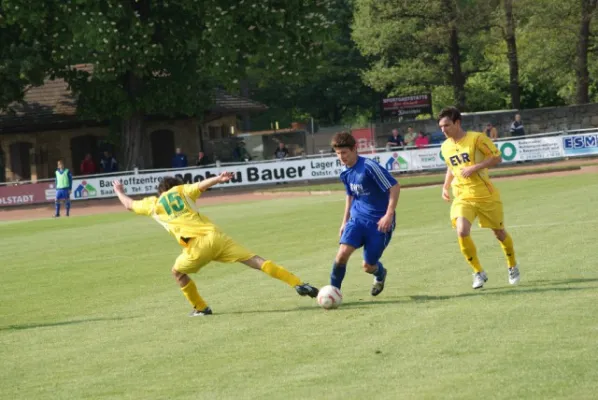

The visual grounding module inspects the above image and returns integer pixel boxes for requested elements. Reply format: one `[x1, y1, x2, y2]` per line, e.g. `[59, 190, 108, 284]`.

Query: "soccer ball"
[317, 285, 343, 309]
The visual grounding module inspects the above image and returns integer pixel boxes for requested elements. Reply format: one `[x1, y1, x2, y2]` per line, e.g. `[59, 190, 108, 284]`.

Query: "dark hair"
[158, 176, 183, 194]
[331, 131, 356, 149]
[437, 107, 462, 123]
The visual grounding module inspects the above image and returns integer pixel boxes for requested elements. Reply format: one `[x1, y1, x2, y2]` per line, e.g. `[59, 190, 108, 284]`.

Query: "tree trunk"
[121, 71, 145, 169]
[121, 112, 144, 170]
[503, 0, 521, 109]
[444, 0, 466, 110]
[575, 0, 598, 104]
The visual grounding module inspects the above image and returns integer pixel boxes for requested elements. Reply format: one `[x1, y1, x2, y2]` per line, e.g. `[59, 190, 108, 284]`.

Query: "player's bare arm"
[377, 183, 400, 233]
[196, 171, 234, 192]
[339, 195, 352, 237]
[461, 155, 501, 178]
[442, 169, 454, 202]
[112, 180, 134, 210]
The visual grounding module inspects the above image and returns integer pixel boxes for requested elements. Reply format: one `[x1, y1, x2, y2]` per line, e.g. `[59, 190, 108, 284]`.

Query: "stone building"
[0, 66, 267, 182]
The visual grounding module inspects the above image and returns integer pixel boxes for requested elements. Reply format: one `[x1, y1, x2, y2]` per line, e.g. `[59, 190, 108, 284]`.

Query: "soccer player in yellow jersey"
[112, 172, 319, 316]
[438, 107, 520, 289]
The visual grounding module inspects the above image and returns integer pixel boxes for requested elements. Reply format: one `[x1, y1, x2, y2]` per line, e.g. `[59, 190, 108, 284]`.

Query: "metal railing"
[2, 127, 596, 186]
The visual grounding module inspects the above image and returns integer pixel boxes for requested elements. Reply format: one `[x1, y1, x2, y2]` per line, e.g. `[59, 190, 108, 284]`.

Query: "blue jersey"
[340, 156, 398, 222]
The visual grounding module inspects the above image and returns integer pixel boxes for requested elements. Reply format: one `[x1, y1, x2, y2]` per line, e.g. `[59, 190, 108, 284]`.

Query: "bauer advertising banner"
[2, 131, 595, 206]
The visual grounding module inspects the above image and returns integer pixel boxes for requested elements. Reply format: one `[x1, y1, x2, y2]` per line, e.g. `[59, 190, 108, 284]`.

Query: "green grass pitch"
[1, 173, 598, 400]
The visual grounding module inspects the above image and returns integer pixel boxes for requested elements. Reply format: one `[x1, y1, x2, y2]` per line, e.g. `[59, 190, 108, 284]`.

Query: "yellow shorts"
[173, 231, 255, 274]
[450, 197, 504, 230]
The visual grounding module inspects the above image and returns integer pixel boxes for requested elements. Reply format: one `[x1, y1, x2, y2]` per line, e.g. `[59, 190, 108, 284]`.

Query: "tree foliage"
[1, 0, 335, 167]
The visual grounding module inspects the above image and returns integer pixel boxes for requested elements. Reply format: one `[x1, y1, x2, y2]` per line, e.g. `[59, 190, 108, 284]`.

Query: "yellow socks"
[261, 260, 302, 287]
[180, 280, 208, 311]
[499, 233, 517, 268]
[458, 235, 483, 273]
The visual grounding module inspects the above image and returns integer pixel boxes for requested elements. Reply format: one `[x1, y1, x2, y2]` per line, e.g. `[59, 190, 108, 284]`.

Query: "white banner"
[497, 137, 563, 162]
[61, 131, 596, 201]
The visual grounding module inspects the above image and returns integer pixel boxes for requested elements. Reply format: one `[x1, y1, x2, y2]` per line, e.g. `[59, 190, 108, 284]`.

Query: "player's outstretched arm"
[112, 180, 134, 210]
[196, 172, 234, 192]
[442, 169, 454, 202]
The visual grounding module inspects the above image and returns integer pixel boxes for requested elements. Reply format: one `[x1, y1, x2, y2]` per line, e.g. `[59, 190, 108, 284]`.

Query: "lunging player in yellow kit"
[438, 107, 520, 289]
[112, 173, 319, 316]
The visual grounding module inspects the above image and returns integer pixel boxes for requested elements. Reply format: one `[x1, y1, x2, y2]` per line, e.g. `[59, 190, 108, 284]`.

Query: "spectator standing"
[196, 151, 209, 167]
[485, 123, 498, 140]
[510, 114, 525, 137]
[414, 131, 430, 148]
[386, 129, 405, 148]
[100, 151, 119, 173]
[80, 153, 96, 175]
[233, 141, 252, 162]
[274, 142, 289, 159]
[172, 147, 188, 169]
[404, 127, 417, 147]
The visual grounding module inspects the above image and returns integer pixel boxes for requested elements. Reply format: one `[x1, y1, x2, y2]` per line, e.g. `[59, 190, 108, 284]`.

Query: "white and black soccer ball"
[317, 285, 343, 309]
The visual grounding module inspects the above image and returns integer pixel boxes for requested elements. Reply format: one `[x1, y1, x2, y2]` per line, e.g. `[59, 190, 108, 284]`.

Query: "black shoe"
[371, 268, 387, 297]
[295, 283, 319, 298]
[189, 307, 213, 317]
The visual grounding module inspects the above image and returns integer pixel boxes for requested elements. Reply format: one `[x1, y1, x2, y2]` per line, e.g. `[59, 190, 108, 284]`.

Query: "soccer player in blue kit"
[329, 132, 401, 296]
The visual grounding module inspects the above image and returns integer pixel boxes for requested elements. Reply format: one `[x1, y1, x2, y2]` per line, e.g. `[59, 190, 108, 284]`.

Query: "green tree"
[0, 6, 51, 111]
[2, 0, 335, 168]
[249, 0, 376, 128]
[352, 0, 496, 111]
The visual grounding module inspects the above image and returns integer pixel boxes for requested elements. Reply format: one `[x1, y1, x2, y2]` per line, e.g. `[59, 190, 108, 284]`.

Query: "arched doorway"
[150, 130, 175, 168]
[9, 142, 33, 180]
[71, 135, 99, 174]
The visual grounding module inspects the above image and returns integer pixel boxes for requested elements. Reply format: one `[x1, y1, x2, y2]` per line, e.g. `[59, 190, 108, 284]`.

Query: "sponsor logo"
[73, 181, 98, 199]
[385, 153, 408, 171]
[563, 134, 598, 154]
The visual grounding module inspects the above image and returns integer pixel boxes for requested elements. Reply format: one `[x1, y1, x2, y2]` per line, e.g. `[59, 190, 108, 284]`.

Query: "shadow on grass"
[192, 278, 598, 315]
[1, 316, 137, 332]
[220, 305, 317, 316]
[341, 277, 598, 308]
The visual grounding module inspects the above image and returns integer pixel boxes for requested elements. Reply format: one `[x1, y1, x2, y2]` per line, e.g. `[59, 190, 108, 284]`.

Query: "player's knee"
[335, 251, 351, 264]
[493, 229, 506, 241]
[362, 262, 376, 273]
[457, 228, 470, 237]
[171, 267, 183, 281]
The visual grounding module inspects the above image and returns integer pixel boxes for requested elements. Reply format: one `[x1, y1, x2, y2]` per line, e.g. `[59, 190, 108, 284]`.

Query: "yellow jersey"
[440, 131, 502, 200]
[131, 184, 217, 247]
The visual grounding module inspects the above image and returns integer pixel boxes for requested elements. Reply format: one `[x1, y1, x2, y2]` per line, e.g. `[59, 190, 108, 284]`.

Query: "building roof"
[0, 64, 268, 132]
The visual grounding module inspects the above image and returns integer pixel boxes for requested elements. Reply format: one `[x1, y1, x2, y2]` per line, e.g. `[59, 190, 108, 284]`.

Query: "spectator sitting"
[100, 151, 118, 173]
[80, 153, 96, 175]
[485, 123, 498, 140]
[196, 151, 209, 167]
[404, 127, 417, 147]
[172, 147, 188, 168]
[415, 131, 430, 148]
[510, 114, 525, 137]
[386, 129, 405, 148]
[274, 142, 289, 159]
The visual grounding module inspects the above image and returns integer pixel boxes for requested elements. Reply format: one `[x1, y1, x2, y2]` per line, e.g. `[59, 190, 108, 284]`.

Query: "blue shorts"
[55, 189, 70, 201]
[340, 217, 394, 265]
